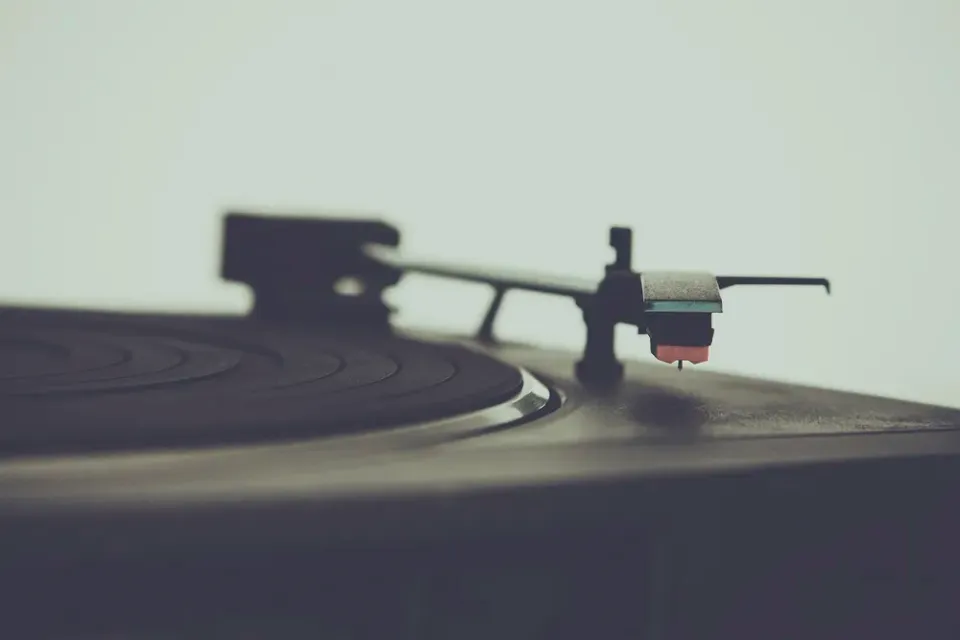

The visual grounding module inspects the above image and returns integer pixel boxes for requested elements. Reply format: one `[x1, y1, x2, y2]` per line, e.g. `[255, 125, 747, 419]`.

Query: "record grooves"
[0, 308, 535, 455]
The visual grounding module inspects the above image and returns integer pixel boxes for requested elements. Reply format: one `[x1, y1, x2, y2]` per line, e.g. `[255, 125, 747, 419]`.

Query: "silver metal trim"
[318, 367, 553, 451]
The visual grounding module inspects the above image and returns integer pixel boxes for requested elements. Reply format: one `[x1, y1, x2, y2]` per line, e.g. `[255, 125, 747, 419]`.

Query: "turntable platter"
[0, 308, 543, 455]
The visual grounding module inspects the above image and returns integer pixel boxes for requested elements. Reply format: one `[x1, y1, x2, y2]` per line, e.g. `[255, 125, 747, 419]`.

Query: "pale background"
[1, 1, 957, 407]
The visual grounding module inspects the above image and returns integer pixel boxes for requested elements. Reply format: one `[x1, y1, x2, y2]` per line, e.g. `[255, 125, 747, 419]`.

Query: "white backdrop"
[1, 0, 957, 407]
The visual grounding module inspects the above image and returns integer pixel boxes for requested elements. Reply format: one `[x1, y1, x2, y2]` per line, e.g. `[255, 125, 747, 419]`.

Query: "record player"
[2, 214, 959, 639]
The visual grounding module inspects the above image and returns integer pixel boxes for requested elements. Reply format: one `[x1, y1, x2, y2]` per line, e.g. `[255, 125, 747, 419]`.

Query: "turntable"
[2, 214, 959, 639]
